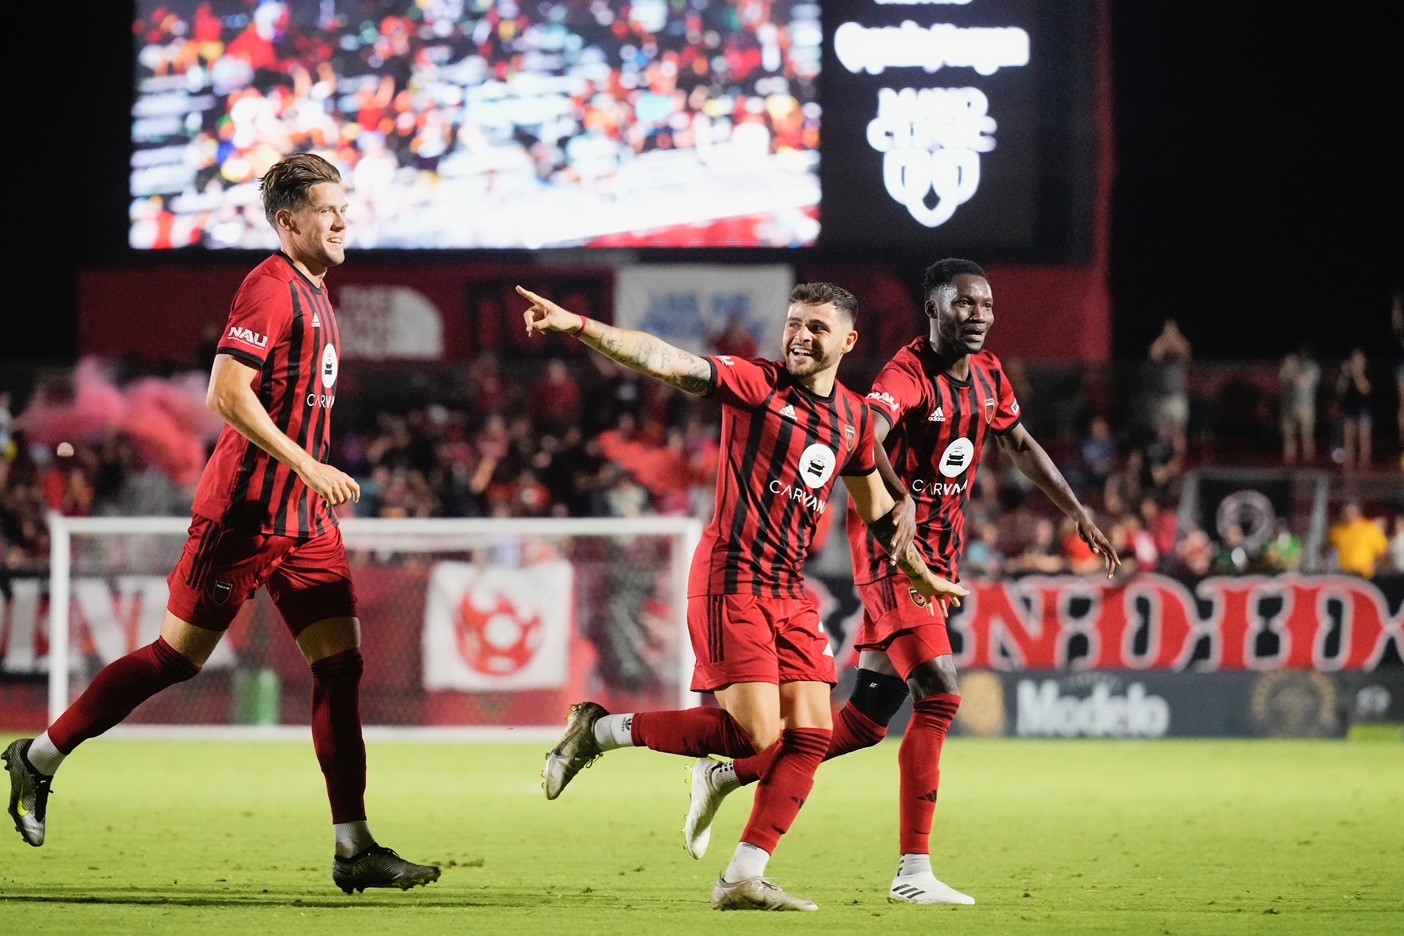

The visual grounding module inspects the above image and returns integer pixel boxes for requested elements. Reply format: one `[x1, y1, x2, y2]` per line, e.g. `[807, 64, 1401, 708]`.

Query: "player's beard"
[785, 344, 829, 378]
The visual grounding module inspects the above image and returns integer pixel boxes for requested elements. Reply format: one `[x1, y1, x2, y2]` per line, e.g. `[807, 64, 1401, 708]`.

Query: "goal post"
[44, 513, 703, 741]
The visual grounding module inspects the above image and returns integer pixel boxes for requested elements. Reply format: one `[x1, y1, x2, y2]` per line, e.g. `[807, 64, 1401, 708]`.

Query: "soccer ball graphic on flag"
[456, 591, 543, 676]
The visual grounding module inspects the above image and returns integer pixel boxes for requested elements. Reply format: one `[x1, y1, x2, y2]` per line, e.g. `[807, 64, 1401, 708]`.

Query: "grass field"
[2, 736, 1401, 935]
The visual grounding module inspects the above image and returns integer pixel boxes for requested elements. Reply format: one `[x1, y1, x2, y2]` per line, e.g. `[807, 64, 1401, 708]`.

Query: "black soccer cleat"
[332, 844, 441, 894]
[3, 738, 54, 847]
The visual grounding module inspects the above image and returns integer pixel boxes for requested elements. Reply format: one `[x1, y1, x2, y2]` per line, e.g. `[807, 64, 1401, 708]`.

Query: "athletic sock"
[334, 820, 376, 859]
[311, 649, 367, 824]
[593, 714, 637, 751]
[46, 637, 201, 754]
[731, 701, 888, 786]
[737, 727, 830, 854]
[898, 853, 934, 877]
[723, 842, 771, 883]
[899, 694, 961, 856]
[628, 708, 757, 758]
[709, 759, 741, 794]
[24, 733, 65, 776]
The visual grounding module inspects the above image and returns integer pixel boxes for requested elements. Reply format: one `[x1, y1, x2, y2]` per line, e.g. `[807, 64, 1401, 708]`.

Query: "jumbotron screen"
[130, 0, 1094, 257]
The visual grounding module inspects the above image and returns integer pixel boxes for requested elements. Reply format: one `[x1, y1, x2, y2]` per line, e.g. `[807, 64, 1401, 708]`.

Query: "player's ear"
[924, 299, 938, 320]
[842, 326, 858, 353]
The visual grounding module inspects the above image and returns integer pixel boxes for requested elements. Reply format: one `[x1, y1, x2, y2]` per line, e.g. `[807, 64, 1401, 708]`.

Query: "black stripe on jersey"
[723, 384, 779, 593]
[299, 313, 327, 538]
[988, 367, 1022, 435]
[709, 595, 725, 663]
[265, 284, 308, 530]
[186, 521, 225, 591]
[951, 378, 981, 557]
[971, 367, 996, 436]
[760, 392, 804, 597]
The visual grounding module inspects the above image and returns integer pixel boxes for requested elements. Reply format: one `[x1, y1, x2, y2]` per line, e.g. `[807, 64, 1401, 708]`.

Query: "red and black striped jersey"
[192, 253, 342, 538]
[690, 356, 877, 598]
[846, 341, 1021, 585]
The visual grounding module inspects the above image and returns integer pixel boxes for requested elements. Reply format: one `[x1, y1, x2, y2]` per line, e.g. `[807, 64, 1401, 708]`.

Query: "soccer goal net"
[40, 515, 702, 741]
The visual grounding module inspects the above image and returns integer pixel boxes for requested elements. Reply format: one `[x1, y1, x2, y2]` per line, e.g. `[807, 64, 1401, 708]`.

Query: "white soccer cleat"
[889, 872, 976, 905]
[711, 876, 818, 911]
[683, 757, 731, 859]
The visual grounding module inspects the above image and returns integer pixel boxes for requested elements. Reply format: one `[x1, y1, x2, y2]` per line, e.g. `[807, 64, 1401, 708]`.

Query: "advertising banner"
[614, 264, 795, 357]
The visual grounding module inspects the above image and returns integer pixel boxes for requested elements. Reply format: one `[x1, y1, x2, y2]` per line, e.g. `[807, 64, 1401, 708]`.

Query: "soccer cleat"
[711, 876, 819, 911]
[332, 844, 441, 894]
[542, 701, 608, 800]
[3, 739, 53, 848]
[888, 872, 976, 905]
[683, 757, 731, 859]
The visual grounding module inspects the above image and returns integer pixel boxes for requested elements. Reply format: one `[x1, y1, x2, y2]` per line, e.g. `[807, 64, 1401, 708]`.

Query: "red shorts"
[687, 593, 837, 693]
[166, 515, 357, 635]
[853, 575, 953, 681]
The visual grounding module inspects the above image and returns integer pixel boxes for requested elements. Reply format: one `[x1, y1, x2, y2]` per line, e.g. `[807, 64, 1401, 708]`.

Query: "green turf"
[2, 737, 1401, 934]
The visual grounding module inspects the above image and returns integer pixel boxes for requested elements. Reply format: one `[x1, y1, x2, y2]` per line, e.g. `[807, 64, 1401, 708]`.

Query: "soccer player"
[2, 153, 439, 895]
[518, 282, 968, 912]
[683, 258, 1120, 905]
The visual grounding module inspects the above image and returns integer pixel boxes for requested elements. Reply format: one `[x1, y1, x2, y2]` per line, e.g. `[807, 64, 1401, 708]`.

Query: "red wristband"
[573, 314, 590, 335]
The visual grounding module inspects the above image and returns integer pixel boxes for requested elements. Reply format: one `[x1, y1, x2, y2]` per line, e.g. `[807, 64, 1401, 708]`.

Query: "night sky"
[7, 2, 1400, 364]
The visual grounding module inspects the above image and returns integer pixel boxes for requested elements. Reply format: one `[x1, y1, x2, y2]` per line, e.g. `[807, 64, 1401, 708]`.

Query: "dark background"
[6, 2, 1400, 364]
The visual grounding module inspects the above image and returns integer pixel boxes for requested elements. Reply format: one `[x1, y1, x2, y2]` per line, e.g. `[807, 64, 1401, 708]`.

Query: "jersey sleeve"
[864, 357, 924, 428]
[216, 272, 292, 369]
[991, 361, 1023, 434]
[706, 356, 779, 409]
[840, 396, 878, 477]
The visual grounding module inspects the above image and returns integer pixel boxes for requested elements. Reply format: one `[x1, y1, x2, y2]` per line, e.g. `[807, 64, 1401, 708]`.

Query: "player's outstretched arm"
[843, 470, 968, 611]
[996, 424, 1119, 577]
[207, 354, 360, 506]
[517, 285, 712, 396]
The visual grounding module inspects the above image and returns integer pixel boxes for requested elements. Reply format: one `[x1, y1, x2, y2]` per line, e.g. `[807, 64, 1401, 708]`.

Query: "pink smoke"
[17, 358, 224, 486]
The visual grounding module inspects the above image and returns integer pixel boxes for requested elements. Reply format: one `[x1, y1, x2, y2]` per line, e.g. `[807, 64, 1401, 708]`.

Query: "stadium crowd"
[4, 349, 1403, 581]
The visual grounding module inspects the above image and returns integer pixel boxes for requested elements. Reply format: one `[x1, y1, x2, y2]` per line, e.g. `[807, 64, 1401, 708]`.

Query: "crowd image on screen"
[131, 0, 822, 250]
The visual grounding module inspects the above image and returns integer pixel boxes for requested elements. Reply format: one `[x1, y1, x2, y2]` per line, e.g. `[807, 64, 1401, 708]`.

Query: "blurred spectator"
[1278, 343, 1321, 464]
[1334, 349, 1372, 470]
[1177, 528, 1214, 577]
[0, 390, 12, 455]
[1327, 501, 1388, 578]
[963, 521, 1005, 579]
[1147, 319, 1192, 455]
[1388, 515, 1404, 574]
[1263, 520, 1304, 573]
[1139, 495, 1180, 561]
[1076, 414, 1118, 496]
[533, 359, 583, 436]
[1213, 524, 1252, 575]
[1006, 517, 1065, 574]
[1393, 291, 1404, 472]
[708, 313, 760, 360]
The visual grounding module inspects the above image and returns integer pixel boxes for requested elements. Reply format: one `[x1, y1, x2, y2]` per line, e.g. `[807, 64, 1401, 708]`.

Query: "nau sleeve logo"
[867, 390, 899, 414]
[227, 326, 269, 349]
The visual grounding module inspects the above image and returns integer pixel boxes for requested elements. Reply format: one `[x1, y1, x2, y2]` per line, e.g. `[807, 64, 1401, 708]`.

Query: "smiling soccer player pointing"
[520, 282, 967, 912]
[686, 259, 1121, 906]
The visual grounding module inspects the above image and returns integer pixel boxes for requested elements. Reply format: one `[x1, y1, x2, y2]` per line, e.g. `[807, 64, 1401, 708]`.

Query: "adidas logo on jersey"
[928, 407, 945, 422]
[780, 404, 798, 420]
[311, 313, 321, 327]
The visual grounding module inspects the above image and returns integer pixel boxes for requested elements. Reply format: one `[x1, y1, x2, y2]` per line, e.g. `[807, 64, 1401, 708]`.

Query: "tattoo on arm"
[580, 322, 711, 394]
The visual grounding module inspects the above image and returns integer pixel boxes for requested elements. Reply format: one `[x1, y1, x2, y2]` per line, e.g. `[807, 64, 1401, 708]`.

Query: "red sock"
[739, 728, 830, 854]
[732, 702, 887, 785]
[47, 637, 200, 753]
[311, 649, 367, 824]
[899, 694, 960, 855]
[630, 708, 757, 758]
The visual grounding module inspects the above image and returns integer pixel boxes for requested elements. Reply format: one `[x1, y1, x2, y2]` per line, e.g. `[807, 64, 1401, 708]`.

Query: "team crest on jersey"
[844, 424, 855, 441]
[321, 345, 339, 388]
[984, 397, 996, 424]
[938, 437, 975, 478]
[929, 406, 945, 422]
